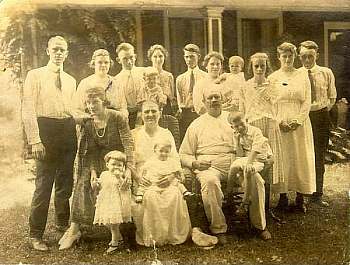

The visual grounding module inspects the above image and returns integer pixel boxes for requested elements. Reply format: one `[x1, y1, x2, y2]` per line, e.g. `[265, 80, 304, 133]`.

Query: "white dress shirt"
[22, 62, 76, 144]
[113, 67, 145, 110]
[300, 65, 337, 111]
[176, 66, 207, 109]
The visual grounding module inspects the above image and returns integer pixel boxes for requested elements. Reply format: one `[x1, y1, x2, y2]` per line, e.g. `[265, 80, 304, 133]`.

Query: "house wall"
[283, 11, 350, 67]
[222, 10, 238, 71]
[141, 10, 164, 67]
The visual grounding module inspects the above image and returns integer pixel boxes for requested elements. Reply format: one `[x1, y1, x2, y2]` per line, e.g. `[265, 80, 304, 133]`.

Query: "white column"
[205, 7, 224, 53]
[207, 17, 213, 52]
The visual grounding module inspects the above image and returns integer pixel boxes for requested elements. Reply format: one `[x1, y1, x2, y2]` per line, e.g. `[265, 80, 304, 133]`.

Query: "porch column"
[134, 10, 144, 66]
[205, 7, 224, 54]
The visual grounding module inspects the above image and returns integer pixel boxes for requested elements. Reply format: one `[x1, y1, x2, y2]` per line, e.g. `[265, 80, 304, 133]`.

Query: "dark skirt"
[70, 155, 98, 226]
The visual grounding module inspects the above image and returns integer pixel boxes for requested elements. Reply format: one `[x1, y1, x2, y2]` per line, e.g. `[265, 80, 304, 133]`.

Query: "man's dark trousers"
[29, 117, 77, 239]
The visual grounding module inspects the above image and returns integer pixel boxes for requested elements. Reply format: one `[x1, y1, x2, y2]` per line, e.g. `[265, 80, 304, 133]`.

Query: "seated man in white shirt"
[179, 87, 271, 243]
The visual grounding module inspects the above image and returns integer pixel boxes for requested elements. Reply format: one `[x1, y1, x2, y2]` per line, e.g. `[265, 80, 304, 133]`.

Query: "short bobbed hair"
[89, 49, 114, 68]
[84, 86, 110, 107]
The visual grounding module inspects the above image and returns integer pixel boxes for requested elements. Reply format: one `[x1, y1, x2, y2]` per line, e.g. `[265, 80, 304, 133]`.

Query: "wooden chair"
[158, 114, 181, 151]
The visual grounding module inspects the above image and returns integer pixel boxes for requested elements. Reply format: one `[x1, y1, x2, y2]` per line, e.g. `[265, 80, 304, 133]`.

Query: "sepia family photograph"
[0, 0, 349, 264]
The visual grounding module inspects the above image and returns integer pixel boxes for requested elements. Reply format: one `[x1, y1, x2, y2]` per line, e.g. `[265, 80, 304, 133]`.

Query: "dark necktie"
[189, 70, 195, 94]
[55, 70, 62, 90]
[308, 70, 316, 102]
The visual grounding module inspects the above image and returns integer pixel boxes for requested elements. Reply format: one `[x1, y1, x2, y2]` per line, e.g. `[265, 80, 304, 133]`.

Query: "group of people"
[21, 35, 336, 252]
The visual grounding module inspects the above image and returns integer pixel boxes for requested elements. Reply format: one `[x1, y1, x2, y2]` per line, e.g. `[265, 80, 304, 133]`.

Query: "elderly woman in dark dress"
[59, 86, 134, 250]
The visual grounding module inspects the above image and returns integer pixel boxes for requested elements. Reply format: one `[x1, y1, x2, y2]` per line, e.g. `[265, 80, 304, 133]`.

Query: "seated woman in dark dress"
[58, 86, 134, 250]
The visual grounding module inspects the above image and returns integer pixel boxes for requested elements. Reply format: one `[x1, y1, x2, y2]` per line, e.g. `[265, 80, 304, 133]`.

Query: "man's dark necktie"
[189, 70, 195, 94]
[55, 70, 62, 90]
[308, 69, 316, 102]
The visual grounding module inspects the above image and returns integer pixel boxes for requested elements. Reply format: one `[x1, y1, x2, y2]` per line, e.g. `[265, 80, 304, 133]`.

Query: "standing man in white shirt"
[22, 36, 77, 251]
[113, 42, 144, 129]
[299, 40, 337, 207]
[176, 44, 207, 142]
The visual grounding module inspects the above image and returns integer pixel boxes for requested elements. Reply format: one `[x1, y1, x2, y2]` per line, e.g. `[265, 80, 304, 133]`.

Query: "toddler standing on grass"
[92, 150, 133, 253]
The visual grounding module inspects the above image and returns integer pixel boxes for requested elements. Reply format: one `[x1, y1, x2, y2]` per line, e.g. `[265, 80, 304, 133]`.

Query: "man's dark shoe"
[275, 194, 289, 211]
[216, 233, 229, 245]
[30, 237, 49, 251]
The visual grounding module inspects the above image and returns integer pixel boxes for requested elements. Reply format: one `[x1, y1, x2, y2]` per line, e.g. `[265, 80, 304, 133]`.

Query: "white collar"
[47, 61, 63, 73]
[303, 64, 319, 73]
[187, 66, 200, 74]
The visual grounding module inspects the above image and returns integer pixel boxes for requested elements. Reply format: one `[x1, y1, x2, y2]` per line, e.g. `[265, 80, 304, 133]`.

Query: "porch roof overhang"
[1, 0, 350, 14]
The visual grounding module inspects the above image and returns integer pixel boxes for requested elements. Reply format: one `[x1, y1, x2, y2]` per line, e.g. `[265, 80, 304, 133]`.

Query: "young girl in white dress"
[92, 150, 132, 253]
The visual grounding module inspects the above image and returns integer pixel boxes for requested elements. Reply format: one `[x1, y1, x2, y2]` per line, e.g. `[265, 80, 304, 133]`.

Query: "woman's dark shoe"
[295, 193, 307, 214]
[275, 194, 289, 211]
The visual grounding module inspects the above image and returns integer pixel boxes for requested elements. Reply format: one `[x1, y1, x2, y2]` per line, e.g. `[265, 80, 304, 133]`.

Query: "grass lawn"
[0, 163, 349, 265]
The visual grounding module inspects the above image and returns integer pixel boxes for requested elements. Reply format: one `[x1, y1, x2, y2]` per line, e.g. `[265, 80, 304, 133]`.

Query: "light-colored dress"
[138, 157, 186, 194]
[240, 78, 285, 185]
[94, 171, 132, 225]
[222, 73, 246, 112]
[132, 126, 191, 247]
[137, 84, 167, 107]
[269, 69, 316, 194]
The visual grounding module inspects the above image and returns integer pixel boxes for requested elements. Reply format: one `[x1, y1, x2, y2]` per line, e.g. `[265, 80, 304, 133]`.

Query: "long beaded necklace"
[93, 123, 106, 138]
[93, 113, 107, 138]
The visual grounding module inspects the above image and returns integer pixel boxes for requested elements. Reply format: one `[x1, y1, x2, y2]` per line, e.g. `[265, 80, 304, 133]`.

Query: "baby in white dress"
[135, 138, 192, 203]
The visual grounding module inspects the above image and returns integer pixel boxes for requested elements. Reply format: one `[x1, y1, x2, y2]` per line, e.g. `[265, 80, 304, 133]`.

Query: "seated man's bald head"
[202, 84, 223, 101]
